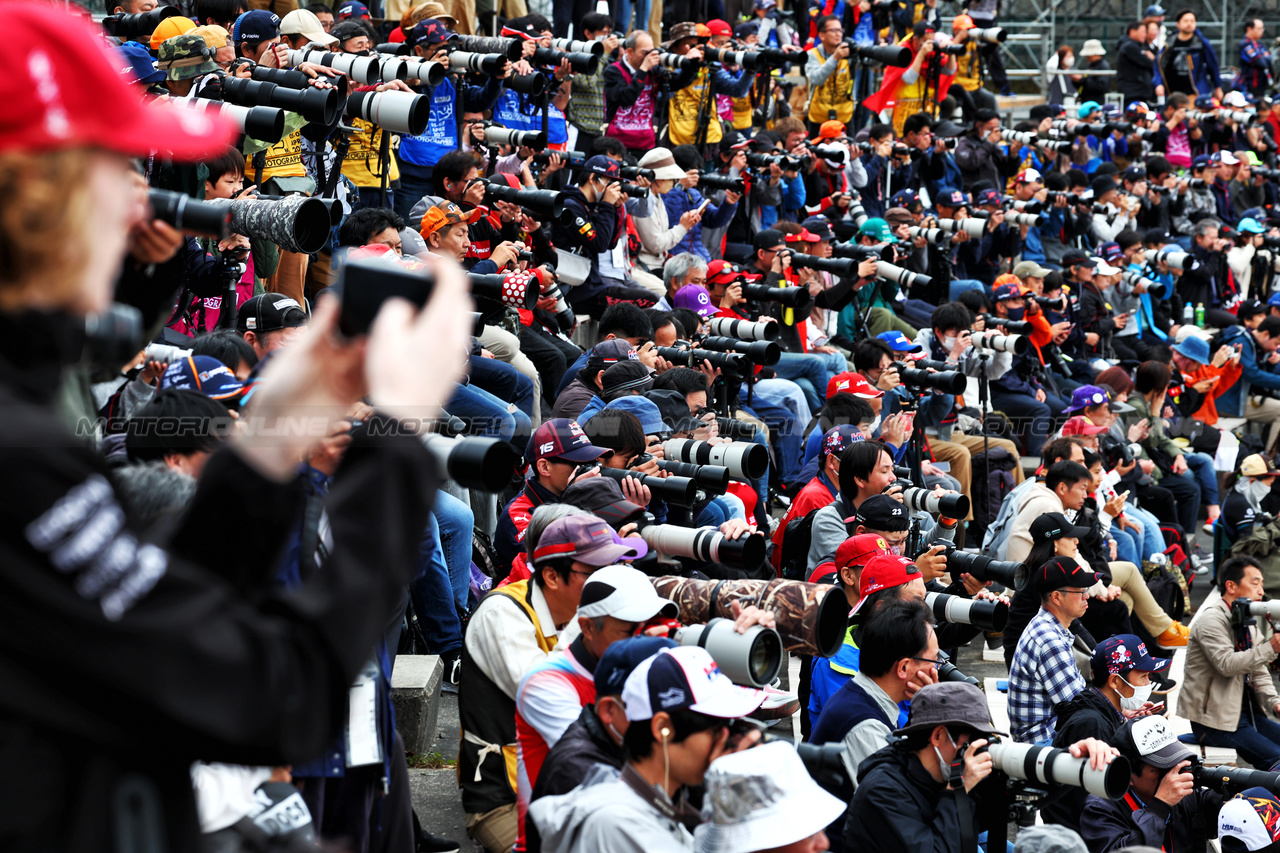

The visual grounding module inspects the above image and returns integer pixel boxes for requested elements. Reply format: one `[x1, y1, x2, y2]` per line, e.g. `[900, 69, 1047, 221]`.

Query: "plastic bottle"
[1195, 302, 1206, 326]
[1183, 302, 1194, 324]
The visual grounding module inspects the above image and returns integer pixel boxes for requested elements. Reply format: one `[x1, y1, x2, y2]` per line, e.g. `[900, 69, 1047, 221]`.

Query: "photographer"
[955, 109, 1015, 192]
[564, 13, 617, 153]
[1177, 555, 1280, 769]
[805, 15, 854, 130]
[1041, 635, 1172, 831]
[664, 22, 753, 149]
[1218, 317, 1280, 450]
[863, 21, 958, 137]
[665, 145, 742, 264]
[1080, 715, 1224, 852]
[1220, 453, 1280, 547]
[604, 31, 692, 157]
[987, 281, 1059, 456]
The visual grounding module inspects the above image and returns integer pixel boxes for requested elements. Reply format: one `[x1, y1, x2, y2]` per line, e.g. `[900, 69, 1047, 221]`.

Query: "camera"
[598, 466, 698, 506]
[504, 72, 550, 97]
[741, 282, 815, 314]
[980, 314, 1031, 335]
[1004, 211, 1043, 228]
[673, 618, 782, 687]
[1001, 129, 1036, 146]
[453, 34, 523, 60]
[936, 649, 978, 685]
[421, 434, 520, 492]
[972, 331, 1028, 355]
[619, 165, 657, 181]
[483, 181, 571, 225]
[941, 546, 1027, 589]
[902, 487, 970, 519]
[974, 737, 1132, 800]
[1121, 269, 1166, 298]
[704, 45, 787, 72]
[655, 344, 749, 374]
[925, 591, 1008, 632]
[148, 189, 232, 240]
[936, 218, 988, 240]
[103, 4, 180, 37]
[1188, 178, 1208, 190]
[181, 99, 286, 145]
[447, 50, 507, 76]
[374, 54, 447, 86]
[203, 195, 332, 255]
[466, 272, 539, 310]
[663, 438, 769, 481]
[789, 252, 860, 278]
[707, 317, 779, 341]
[934, 41, 968, 55]
[660, 52, 700, 71]
[640, 524, 768, 574]
[895, 363, 967, 394]
[1190, 761, 1280, 796]
[846, 41, 913, 67]
[655, 459, 730, 494]
[698, 335, 781, 366]
[697, 173, 746, 194]
[143, 343, 194, 364]
[745, 151, 807, 172]
[1156, 247, 1195, 270]
[1045, 190, 1093, 206]
[531, 46, 599, 74]
[346, 90, 430, 136]
[251, 65, 349, 96]
[287, 47, 385, 86]
[551, 37, 605, 57]
[483, 126, 547, 149]
[220, 77, 342, 126]
[715, 417, 759, 441]
[969, 26, 1008, 42]
[1033, 294, 1067, 311]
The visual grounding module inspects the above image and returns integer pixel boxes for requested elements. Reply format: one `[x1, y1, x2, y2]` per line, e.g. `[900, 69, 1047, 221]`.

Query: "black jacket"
[1040, 687, 1125, 829]
[531, 705, 622, 804]
[550, 185, 624, 300]
[1080, 786, 1222, 852]
[1115, 36, 1158, 101]
[1077, 279, 1118, 357]
[846, 742, 985, 853]
[0, 310, 439, 853]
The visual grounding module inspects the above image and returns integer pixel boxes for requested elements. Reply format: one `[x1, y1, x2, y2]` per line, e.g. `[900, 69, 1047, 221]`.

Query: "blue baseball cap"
[1098, 241, 1124, 263]
[822, 424, 865, 458]
[1171, 335, 1210, 364]
[1267, 292, 1280, 307]
[1239, 217, 1267, 235]
[336, 0, 371, 19]
[526, 418, 609, 464]
[595, 636, 678, 696]
[975, 188, 1002, 207]
[159, 355, 246, 402]
[891, 188, 920, 208]
[1191, 154, 1211, 170]
[1077, 100, 1102, 119]
[877, 330, 922, 353]
[936, 187, 967, 208]
[602, 395, 667, 435]
[1091, 634, 1171, 678]
[232, 10, 280, 44]
[1144, 3, 1166, 15]
[1062, 384, 1110, 414]
[117, 40, 165, 84]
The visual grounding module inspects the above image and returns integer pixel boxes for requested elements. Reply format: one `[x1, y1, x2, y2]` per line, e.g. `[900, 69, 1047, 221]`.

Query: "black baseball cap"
[1034, 555, 1096, 592]
[1144, 227, 1172, 246]
[562, 477, 647, 528]
[236, 294, 308, 334]
[847, 494, 910, 532]
[753, 228, 784, 251]
[1061, 249, 1097, 269]
[645, 389, 701, 434]
[1029, 511, 1092, 543]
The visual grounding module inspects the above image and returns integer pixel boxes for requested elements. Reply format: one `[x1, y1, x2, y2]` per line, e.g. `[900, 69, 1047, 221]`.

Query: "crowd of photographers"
[20, 0, 1280, 851]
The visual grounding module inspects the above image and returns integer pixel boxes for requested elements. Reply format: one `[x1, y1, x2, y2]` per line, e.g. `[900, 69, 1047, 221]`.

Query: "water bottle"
[1183, 302, 1194, 324]
[1195, 302, 1206, 326]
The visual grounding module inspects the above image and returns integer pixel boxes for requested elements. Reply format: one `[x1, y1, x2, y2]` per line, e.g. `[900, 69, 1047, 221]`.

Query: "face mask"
[933, 729, 959, 783]
[1248, 478, 1272, 504]
[1062, 54, 1075, 68]
[942, 335, 957, 350]
[1118, 675, 1154, 710]
[1007, 307, 1026, 321]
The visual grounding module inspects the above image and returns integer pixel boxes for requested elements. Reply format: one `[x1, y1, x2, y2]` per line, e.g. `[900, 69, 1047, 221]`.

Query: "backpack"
[969, 445, 1017, 543]
[1141, 555, 1188, 622]
[778, 507, 822, 581]
[981, 477, 1033, 560]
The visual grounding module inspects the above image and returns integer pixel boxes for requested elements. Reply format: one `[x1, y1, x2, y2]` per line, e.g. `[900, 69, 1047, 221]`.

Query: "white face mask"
[1062, 54, 1075, 68]
[1118, 675, 1154, 710]
[942, 335, 958, 350]
[933, 729, 960, 783]
[1248, 478, 1272, 504]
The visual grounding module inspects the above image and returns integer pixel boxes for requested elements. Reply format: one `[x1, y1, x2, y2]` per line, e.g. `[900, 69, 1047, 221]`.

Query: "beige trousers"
[465, 803, 517, 853]
[1107, 559, 1175, 636]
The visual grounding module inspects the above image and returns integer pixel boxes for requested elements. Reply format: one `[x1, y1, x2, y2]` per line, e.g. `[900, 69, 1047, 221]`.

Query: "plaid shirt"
[1009, 607, 1085, 743]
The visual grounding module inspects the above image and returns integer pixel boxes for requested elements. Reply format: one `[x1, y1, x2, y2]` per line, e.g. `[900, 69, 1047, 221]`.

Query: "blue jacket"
[1219, 325, 1280, 416]
[1158, 29, 1221, 98]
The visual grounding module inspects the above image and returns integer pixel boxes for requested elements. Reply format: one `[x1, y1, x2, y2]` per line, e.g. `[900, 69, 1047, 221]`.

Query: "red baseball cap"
[1061, 415, 1108, 437]
[827, 372, 883, 400]
[784, 229, 821, 243]
[1, 3, 234, 160]
[706, 259, 762, 285]
[837, 533, 892, 571]
[706, 18, 733, 36]
[853, 555, 922, 611]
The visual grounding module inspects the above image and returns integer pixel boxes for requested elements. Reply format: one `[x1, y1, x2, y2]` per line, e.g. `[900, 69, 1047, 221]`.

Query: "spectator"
[1077, 39, 1112, 104]
[863, 20, 958, 136]
[1158, 9, 1223, 101]
[1219, 316, 1280, 450]
[634, 150, 705, 273]
[1115, 21, 1163, 103]
[806, 16, 854, 130]
[665, 23, 752, 148]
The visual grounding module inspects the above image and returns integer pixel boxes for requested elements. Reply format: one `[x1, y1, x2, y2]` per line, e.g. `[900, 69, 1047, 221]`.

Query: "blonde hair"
[788, 80, 810, 117]
[0, 149, 96, 309]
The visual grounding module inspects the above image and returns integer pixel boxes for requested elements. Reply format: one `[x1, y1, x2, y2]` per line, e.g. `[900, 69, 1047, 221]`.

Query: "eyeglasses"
[912, 656, 944, 666]
[568, 568, 599, 579]
[822, 26, 844, 33]
[1056, 588, 1090, 599]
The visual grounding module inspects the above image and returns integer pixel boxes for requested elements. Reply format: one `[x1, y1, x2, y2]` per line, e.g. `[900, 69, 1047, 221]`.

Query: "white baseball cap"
[576, 565, 679, 622]
[280, 9, 338, 45]
[621, 646, 764, 722]
[1219, 790, 1280, 851]
[694, 742, 846, 853]
[1094, 258, 1122, 275]
[1223, 90, 1251, 108]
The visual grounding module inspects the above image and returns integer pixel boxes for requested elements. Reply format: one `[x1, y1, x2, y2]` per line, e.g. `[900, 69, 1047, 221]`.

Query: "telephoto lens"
[972, 331, 1028, 355]
[697, 335, 781, 366]
[535, 149, 587, 169]
[148, 189, 233, 240]
[902, 487, 970, 519]
[662, 438, 769, 481]
[467, 272, 540, 310]
[1004, 211, 1042, 227]
[252, 64, 349, 96]
[552, 37, 605, 56]
[598, 467, 699, 506]
[1245, 599, 1280, 620]
[484, 126, 547, 149]
[908, 226, 949, 245]
[221, 76, 342, 126]
[935, 650, 978, 685]
[925, 591, 1008, 632]
[454, 34, 523, 59]
[483, 182, 571, 225]
[204, 195, 332, 255]
[877, 261, 931, 290]
[619, 165, 656, 181]
[1156, 247, 1195, 270]
[1001, 129, 1036, 146]
[447, 50, 507, 75]
[1190, 762, 1280, 795]
[696, 173, 746, 194]
[1121, 270, 1165, 298]
[421, 434, 520, 492]
[849, 42, 912, 66]
[937, 218, 988, 239]
[375, 55, 446, 86]
[707, 317, 779, 341]
[789, 253, 860, 277]
[504, 73, 550, 96]
[618, 182, 646, 197]
[943, 547, 1028, 589]
[655, 345, 750, 373]
[640, 525, 768, 574]
[288, 47, 385, 85]
[983, 738, 1132, 800]
[980, 314, 1032, 335]
[897, 365, 966, 394]
[183, 99, 286, 144]
[103, 4, 179, 37]
[660, 52, 700, 70]
[144, 343, 194, 364]
[655, 459, 730, 494]
[970, 26, 1008, 42]
[531, 46, 599, 74]
[345, 90, 430, 135]
[740, 282, 815, 314]
[674, 618, 782, 687]
[715, 417, 758, 441]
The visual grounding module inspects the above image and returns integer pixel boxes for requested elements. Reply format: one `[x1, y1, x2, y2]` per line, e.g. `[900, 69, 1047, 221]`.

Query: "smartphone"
[1118, 490, 1131, 502]
[338, 257, 435, 337]
[697, 199, 711, 214]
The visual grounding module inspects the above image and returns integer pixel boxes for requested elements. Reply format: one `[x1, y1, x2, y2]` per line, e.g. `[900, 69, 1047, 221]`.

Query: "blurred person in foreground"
[0, 5, 472, 851]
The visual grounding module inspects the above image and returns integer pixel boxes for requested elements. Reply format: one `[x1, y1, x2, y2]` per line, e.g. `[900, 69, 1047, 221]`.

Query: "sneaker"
[1155, 621, 1190, 648]
[417, 829, 460, 853]
[441, 652, 460, 695]
[1151, 671, 1178, 695]
[749, 684, 800, 720]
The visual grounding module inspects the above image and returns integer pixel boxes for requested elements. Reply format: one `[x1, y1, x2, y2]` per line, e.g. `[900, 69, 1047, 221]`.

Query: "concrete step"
[392, 654, 444, 756]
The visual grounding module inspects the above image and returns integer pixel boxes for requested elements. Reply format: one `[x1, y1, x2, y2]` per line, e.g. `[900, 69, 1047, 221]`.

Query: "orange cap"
[695, 22, 711, 37]
[149, 15, 197, 50]
[952, 14, 976, 29]
[815, 120, 847, 140]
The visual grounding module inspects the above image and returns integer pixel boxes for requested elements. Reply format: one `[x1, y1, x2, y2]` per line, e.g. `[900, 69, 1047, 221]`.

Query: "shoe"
[749, 684, 800, 720]
[1000, 85, 1014, 96]
[1155, 621, 1190, 648]
[440, 652, 460, 695]
[417, 830, 460, 853]
[1151, 671, 1178, 695]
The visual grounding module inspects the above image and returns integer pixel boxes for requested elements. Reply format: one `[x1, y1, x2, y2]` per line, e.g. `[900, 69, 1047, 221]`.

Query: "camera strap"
[953, 786, 978, 853]
[619, 764, 702, 833]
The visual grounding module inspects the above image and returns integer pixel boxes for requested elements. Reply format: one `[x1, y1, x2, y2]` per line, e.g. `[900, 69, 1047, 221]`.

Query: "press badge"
[345, 658, 382, 768]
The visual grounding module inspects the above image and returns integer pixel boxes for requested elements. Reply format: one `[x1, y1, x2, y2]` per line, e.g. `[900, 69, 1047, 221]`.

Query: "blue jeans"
[468, 353, 536, 422]
[434, 490, 474, 613]
[696, 493, 747, 528]
[394, 161, 433, 226]
[1192, 708, 1280, 770]
[410, 516, 462, 656]
[1184, 451, 1220, 506]
[773, 352, 831, 413]
[448, 382, 531, 443]
[1114, 525, 1141, 566]
[613, 0, 650, 33]
[813, 350, 848, 377]
[950, 279, 987, 301]
[1127, 505, 1167, 562]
